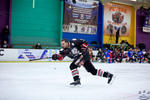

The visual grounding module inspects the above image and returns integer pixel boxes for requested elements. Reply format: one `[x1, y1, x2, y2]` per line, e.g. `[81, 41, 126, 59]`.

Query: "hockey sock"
[97, 69, 104, 77]
[97, 69, 110, 78]
[71, 69, 80, 81]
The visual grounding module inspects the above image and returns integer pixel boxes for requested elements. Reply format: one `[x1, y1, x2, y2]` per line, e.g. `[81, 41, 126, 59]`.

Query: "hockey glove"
[52, 54, 64, 60]
[52, 54, 58, 60]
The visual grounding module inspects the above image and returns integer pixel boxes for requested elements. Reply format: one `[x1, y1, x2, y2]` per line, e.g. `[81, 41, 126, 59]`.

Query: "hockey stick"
[29, 57, 52, 61]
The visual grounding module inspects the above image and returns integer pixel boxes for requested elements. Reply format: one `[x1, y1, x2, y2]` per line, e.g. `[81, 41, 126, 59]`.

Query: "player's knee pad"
[89, 69, 97, 75]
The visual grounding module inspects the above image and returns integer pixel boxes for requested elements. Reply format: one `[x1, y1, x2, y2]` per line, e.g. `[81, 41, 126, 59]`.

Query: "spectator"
[115, 27, 120, 44]
[1, 40, 9, 48]
[2, 25, 9, 43]
[138, 42, 146, 51]
[95, 48, 104, 62]
[145, 49, 150, 63]
[88, 48, 94, 61]
[104, 48, 112, 63]
[120, 40, 129, 51]
[35, 42, 42, 49]
[127, 48, 134, 62]
[137, 49, 144, 63]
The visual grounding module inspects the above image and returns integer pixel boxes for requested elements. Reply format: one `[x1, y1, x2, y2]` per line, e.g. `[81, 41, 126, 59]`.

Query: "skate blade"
[109, 75, 116, 85]
[70, 84, 82, 88]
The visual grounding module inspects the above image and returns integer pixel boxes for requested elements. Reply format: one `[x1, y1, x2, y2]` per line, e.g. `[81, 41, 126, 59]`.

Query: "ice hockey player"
[52, 39, 114, 86]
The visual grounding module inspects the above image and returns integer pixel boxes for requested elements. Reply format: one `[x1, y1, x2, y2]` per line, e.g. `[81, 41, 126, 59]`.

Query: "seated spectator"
[120, 40, 129, 51]
[1, 40, 9, 48]
[137, 49, 144, 63]
[145, 49, 150, 63]
[104, 48, 112, 63]
[95, 48, 104, 62]
[127, 48, 134, 62]
[88, 48, 94, 61]
[35, 42, 42, 49]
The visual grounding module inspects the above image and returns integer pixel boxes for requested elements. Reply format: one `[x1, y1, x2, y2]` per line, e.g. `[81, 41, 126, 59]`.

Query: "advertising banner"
[143, 10, 150, 32]
[0, 48, 72, 61]
[18, 49, 50, 61]
[0, 49, 58, 61]
[104, 3, 131, 36]
[63, 0, 99, 34]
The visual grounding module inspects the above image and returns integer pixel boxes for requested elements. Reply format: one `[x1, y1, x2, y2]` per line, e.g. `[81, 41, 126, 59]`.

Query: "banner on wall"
[143, 10, 150, 32]
[63, 0, 99, 34]
[104, 3, 131, 36]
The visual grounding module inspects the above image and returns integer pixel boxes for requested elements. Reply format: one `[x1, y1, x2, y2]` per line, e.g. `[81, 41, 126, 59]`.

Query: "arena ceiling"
[100, 0, 150, 9]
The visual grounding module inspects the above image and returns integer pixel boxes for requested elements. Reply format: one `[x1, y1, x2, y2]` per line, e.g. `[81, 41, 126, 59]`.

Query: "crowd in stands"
[0, 25, 149, 64]
[89, 46, 150, 64]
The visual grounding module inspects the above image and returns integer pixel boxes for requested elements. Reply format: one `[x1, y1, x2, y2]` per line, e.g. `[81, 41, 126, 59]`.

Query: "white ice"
[0, 62, 150, 100]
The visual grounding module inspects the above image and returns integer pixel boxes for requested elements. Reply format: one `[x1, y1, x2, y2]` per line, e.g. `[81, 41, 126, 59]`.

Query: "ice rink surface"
[0, 62, 150, 100]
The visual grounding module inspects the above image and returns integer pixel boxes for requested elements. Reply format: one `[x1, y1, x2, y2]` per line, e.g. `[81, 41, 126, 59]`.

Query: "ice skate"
[107, 73, 115, 84]
[70, 80, 81, 86]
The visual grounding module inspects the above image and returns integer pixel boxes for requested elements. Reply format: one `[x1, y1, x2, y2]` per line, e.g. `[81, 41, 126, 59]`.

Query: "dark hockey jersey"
[59, 39, 88, 59]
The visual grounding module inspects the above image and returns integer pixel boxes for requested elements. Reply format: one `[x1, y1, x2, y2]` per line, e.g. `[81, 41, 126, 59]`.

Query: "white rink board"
[0, 48, 73, 61]
[0, 48, 98, 61]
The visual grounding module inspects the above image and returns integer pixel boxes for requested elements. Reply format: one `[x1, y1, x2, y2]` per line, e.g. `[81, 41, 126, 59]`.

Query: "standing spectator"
[35, 42, 42, 49]
[115, 27, 120, 44]
[2, 25, 9, 43]
[138, 42, 146, 51]
[1, 40, 9, 48]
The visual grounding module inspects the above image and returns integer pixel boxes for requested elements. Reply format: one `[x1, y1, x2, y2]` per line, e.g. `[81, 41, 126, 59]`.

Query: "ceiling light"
[131, 0, 136, 1]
